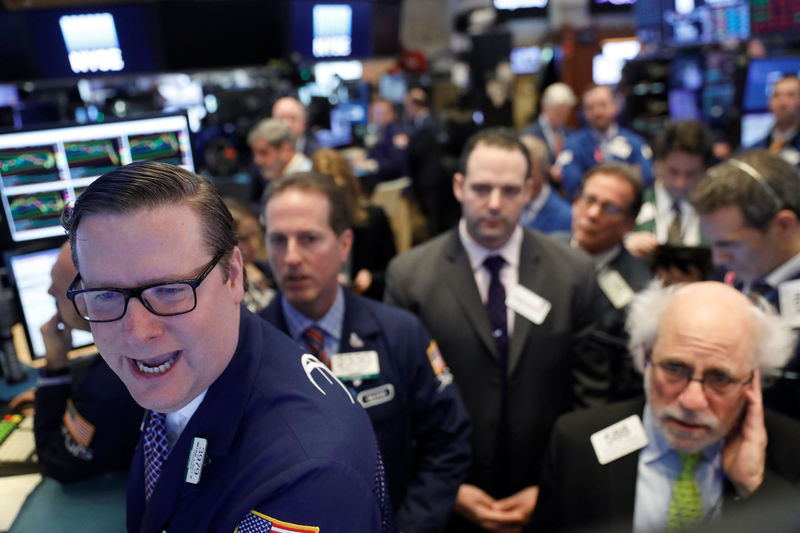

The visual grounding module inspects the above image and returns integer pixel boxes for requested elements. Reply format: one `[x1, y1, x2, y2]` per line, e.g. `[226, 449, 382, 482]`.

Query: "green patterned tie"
[667, 452, 704, 531]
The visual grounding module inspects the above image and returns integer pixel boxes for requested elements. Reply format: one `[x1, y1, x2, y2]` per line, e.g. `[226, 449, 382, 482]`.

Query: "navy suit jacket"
[259, 291, 472, 533]
[127, 308, 388, 533]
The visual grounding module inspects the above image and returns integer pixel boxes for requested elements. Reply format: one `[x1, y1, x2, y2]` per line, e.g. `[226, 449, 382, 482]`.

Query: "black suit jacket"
[547, 236, 653, 401]
[533, 398, 800, 532]
[385, 227, 609, 500]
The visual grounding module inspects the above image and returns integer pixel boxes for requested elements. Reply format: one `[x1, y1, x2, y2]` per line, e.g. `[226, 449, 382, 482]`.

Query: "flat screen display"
[742, 56, 800, 113]
[0, 114, 194, 243]
[7, 247, 94, 359]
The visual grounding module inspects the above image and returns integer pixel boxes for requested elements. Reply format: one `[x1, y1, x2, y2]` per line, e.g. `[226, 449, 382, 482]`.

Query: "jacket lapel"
[442, 232, 499, 360]
[508, 231, 542, 375]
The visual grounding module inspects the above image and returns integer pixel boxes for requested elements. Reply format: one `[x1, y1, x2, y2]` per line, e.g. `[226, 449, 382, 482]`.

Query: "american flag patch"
[426, 340, 447, 375]
[235, 510, 319, 533]
[63, 399, 95, 447]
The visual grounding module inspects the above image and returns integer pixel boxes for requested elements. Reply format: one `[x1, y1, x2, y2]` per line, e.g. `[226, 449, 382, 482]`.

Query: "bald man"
[533, 281, 800, 532]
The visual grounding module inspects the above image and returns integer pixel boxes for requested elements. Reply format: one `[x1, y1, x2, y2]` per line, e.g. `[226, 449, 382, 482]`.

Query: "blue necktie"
[143, 411, 168, 501]
[484, 255, 509, 360]
[484, 255, 511, 490]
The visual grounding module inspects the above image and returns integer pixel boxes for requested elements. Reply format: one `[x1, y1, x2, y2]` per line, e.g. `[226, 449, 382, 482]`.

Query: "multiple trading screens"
[0, 114, 193, 242]
[1, 112, 194, 361]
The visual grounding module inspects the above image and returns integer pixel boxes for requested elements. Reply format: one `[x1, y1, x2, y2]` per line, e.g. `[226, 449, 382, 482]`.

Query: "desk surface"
[0, 364, 127, 533]
[9, 471, 127, 533]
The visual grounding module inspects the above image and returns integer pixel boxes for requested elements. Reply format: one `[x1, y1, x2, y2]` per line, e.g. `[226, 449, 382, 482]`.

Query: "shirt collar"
[281, 285, 345, 343]
[591, 123, 619, 142]
[577, 242, 621, 271]
[655, 180, 687, 214]
[764, 251, 800, 288]
[641, 402, 723, 465]
[165, 389, 208, 448]
[458, 218, 523, 273]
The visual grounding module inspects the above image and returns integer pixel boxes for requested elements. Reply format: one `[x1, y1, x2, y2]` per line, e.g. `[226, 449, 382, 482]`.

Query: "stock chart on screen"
[0, 114, 193, 242]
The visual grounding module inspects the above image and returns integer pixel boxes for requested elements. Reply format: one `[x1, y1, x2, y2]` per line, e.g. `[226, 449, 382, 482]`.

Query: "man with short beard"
[532, 281, 800, 532]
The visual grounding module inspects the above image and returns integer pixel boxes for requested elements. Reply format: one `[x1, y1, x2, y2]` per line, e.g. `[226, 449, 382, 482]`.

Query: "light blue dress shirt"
[633, 404, 724, 533]
[281, 286, 345, 357]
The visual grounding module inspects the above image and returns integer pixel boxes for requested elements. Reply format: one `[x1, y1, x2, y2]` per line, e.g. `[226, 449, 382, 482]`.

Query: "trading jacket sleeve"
[33, 356, 143, 483]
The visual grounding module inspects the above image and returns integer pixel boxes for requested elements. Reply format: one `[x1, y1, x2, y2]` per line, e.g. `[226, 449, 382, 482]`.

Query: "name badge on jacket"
[331, 350, 380, 381]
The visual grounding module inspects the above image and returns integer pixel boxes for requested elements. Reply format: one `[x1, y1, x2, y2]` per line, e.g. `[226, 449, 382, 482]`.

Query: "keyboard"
[0, 413, 39, 476]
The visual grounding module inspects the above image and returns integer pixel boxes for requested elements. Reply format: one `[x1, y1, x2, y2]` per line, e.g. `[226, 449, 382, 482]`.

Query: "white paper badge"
[608, 136, 632, 160]
[779, 279, 800, 328]
[330, 350, 380, 381]
[506, 285, 551, 325]
[185, 437, 207, 484]
[597, 269, 635, 309]
[590, 415, 648, 465]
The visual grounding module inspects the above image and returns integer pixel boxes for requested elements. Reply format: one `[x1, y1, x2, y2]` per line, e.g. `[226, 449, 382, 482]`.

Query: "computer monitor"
[740, 112, 775, 148]
[0, 113, 194, 243]
[7, 246, 94, 360]
[742, 56, 800, 113]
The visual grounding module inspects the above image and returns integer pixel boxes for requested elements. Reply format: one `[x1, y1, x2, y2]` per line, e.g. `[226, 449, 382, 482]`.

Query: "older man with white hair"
[532, 281, 800, 532]
[522, 82, 577, 165]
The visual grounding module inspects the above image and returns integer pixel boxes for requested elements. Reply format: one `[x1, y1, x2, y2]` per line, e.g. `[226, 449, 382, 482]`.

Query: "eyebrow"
[80, 264, 209, 290]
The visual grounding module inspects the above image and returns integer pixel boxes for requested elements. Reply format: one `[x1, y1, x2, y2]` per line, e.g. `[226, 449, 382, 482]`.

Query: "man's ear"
[773, 209, 798, 236]
[453, 173, 465, 203]
[338, 228, 354, 263]
[228, 246, 245, 304]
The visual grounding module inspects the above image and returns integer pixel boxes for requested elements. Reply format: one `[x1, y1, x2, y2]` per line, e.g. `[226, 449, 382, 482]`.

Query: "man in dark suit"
[385, 128, 609, 531]
[556, 162, 653, 400]
[272, 96, 322, 158]
[750, 75, 800, 167]
[259, 171, 472, 533]
[691, 150, 800, 420]
[62, 162, 391, 532]
[533, 281, 800, 532]
[521, 82, 577, 166]
[404, 87, 448, 236]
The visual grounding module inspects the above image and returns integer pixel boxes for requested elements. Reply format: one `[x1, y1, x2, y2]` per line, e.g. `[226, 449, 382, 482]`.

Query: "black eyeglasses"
[574, 193, 628, 218]
[649, 359, 754, 398]
[67, 252, 225, 323]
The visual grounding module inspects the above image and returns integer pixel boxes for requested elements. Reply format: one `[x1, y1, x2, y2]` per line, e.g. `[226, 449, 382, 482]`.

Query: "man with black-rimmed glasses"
[62, 161, 394, 533]
[533, 281, 800, 532]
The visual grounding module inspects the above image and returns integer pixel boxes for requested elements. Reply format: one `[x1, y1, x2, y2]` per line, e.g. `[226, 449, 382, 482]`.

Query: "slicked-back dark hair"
[61, 161, 238, 276]
[458, 128, 531, 179]
[267, 171, 352, 235]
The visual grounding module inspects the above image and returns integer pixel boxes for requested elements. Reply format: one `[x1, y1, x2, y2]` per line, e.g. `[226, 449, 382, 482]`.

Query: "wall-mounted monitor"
[510, 46, 542, 75]
[750, 0, 800, 37]
[742, 56, 800, 113]
[291, 1, 373, 60]
[662, 0, 749, 47]
[0, 114, 194, 243]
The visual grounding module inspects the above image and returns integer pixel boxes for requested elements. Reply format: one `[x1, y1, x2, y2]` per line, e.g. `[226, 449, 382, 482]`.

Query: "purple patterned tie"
[303, 326, 329, 367]
[143, 411, 168, 501]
